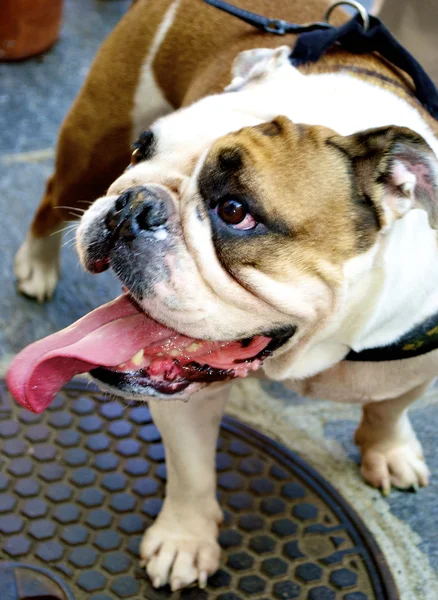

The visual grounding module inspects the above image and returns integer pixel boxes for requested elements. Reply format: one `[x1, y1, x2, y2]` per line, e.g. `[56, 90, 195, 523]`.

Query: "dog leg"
[14, 175, 65, 302]
[14, 116, 131, 302]
[140, 384, 229, 591]
[355, 381, 431, 495]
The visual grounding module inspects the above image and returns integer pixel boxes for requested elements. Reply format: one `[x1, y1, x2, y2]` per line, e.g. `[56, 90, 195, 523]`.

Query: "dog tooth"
[132, 349, 145, 366]
[170, 349, 181, 356]
[118, 363, 126, 369]
[199, 571, 208, 588]
[187, 342, 202, 352]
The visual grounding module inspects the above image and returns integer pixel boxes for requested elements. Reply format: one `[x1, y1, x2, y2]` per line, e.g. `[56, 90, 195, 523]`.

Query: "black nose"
[105, 186, 170, 241]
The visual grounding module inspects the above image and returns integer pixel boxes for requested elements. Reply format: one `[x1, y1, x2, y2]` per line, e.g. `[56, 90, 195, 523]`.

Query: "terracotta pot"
[0, 0, 63, 61]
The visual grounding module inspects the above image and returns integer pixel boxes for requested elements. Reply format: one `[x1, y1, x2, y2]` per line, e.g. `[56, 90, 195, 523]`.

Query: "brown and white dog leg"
[14, 111, 132, 303]
[15, 175, 67, 302]
[140, 384, 230, 591]
[355, 382, 432, 495]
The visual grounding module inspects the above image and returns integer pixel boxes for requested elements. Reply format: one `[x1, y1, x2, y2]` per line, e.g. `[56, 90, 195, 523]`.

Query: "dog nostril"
[115, 191, 131, 212]
[136, 201, 168, 230]
[105, 190, 133, 232]
[105, 209, 121, 232]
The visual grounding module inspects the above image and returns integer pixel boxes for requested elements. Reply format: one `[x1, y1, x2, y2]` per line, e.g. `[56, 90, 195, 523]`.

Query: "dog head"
[76, 103, 437, 398]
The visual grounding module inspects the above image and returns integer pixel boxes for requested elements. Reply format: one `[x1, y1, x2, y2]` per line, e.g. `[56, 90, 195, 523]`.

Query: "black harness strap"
[204, 0, 438, 120]
[203, 0, 332, 35]
[290, 13, 438, 120]
[346, 315, 438, 362]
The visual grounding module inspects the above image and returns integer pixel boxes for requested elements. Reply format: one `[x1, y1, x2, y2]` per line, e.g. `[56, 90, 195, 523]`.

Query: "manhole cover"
[0, 561, 74, 599]
[0, 379, 398, 599]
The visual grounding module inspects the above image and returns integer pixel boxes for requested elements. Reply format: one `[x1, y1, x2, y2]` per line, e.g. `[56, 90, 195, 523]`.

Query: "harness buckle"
[325, 0, 370, 31]
[265, 18, 288, 35]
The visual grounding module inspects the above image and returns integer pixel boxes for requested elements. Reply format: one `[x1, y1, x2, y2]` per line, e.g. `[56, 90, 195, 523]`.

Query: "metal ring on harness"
[325, 0, 370, 31]
[265, 18, 289, 35]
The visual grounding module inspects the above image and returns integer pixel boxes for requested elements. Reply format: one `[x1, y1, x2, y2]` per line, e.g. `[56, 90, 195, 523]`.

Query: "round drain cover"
[0, 379, 398, 599]
[0, 561, 74, 599]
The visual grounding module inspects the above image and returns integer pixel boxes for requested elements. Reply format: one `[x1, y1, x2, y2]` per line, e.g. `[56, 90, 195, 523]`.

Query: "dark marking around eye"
[131, 130, 156, 164]
[218, 147, 243, 172]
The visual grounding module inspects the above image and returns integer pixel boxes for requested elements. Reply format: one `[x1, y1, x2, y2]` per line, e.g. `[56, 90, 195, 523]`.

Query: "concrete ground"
[1, 0, 438, 597]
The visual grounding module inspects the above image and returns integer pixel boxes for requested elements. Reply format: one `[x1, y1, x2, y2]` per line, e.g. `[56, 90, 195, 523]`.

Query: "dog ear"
[330, 126, 438, 230]
[225, 46, 295, 92]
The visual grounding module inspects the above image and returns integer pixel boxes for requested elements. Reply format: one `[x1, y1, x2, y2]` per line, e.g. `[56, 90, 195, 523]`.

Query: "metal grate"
[0, 379, 398, 599]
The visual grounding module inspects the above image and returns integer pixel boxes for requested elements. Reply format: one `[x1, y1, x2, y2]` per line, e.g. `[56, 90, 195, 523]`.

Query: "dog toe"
[361, 442, 430, 494]
[14, 232, 61, 302]
[140, 502, 221, 590]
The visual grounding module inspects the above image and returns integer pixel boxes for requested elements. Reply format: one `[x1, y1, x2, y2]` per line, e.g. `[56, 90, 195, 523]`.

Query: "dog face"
[77, 88, 437, 398]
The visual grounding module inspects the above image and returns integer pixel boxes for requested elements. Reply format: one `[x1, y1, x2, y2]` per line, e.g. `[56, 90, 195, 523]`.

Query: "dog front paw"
[140, 500, 222, 591]
[14, 232, 61, 302]
[357, 436, 430, 495]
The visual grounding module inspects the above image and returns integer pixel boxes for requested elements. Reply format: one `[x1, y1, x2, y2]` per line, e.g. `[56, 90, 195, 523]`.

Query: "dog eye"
[216, 198, 257, 230]
[130, 147, 142, 165]
[131, 130, 155, 165]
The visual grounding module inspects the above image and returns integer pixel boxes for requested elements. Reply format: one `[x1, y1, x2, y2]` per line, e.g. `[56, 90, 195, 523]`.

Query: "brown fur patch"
[199, 117, 381, 292]
[199, 120, 438, 301]
[31, 0, 174, 236]
[332, 126, 438, 228]
[153, 0, 345, 106]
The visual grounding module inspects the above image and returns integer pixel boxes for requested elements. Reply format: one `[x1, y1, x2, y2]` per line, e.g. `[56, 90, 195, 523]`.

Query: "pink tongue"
[6, 295, 179, 413]
[7, 294, 269, 414]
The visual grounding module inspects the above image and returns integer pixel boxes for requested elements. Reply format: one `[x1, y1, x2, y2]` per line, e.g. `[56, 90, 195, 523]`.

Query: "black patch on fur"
[197, 146, 290, 285]
[198, 152, 286, 235]
[218, 147, 243, 172]
[257, 120, 283, 137]
[234, 326, 296, 363]
[261, 324, 297, 340]
[325, 137, 381, 251]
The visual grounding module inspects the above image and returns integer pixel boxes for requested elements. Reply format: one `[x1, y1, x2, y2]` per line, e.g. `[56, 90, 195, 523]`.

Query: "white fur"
[130, 0, 179, 140]
[279, 210, 438, 381]
[141, 386, 228, 590]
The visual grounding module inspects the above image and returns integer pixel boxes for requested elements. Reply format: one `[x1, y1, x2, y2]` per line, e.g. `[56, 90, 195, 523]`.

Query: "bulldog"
[8, 0, 438, 591]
